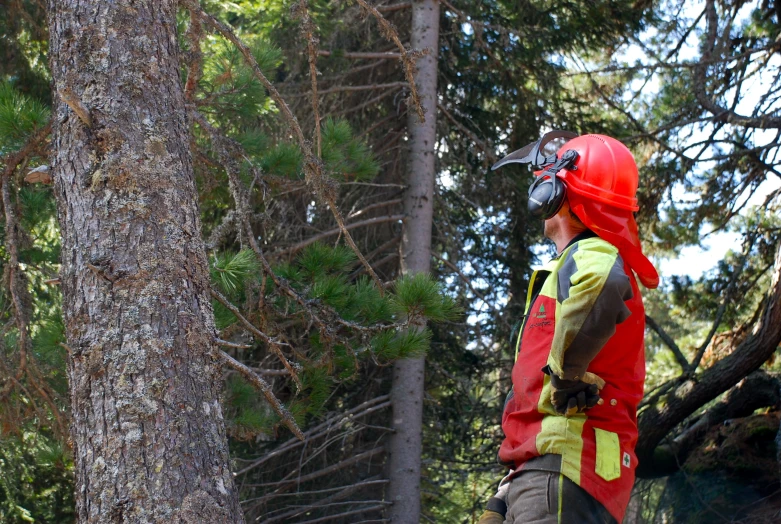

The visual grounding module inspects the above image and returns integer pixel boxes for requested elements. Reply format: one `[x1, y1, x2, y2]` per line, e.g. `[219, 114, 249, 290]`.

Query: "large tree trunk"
[48, 1, 243, 522]
[387, 1, 440, 521]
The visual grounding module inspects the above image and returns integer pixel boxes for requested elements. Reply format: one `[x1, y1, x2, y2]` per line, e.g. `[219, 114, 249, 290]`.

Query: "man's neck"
[551, 228, 591, 254]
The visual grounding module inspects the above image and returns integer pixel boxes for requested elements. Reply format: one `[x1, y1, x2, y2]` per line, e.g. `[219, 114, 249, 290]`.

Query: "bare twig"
[211, 288, 302, 389]
[334, 86, 406, 117]
[249, 446, 385, 488]
[0, 122, 51, 400]
[437, 102, 496, 164]
[235, 395, 391, 476]
[351, 0, 426, 121]
[288, 81, 409, 97]
[318, 50, 401, 59]
[214, 337, 252, 350]
[296, 504, 386, 524]
[295, 1, 323, 156]
[376, 2, 411, 13]
[275, 214, 405, 258]
[215, 349, 304, 440]
[348, 198, 403, 219]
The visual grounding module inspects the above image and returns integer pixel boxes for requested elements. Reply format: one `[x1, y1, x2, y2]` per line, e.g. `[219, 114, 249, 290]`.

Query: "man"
[479, 132, 659, 524]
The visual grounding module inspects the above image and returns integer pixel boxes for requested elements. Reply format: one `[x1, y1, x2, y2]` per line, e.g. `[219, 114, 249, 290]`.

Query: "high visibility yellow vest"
[499, 235, 646, 523]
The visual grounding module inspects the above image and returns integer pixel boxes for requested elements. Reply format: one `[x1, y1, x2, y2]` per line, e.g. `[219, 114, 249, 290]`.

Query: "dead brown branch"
[376, 2, 411, 13]
[250, 446, 385, 489]
[350, 0, 426, 122]
[275, 214, 404, 258]
[210, 288, 302, 390]
[295, 1, 323, 156]
[296, 504, 387, 524]
[215, 349, 304, 440]
[289, 82, 409, 97]
[235, 395, 391, 476]
[0, 122, 51, 401]
[318, 50, 401, 59]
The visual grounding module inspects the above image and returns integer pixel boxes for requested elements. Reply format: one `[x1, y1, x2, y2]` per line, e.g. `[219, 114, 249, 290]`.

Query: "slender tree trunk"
[388, 1, 440, 521]
[48, 2, 244, 522]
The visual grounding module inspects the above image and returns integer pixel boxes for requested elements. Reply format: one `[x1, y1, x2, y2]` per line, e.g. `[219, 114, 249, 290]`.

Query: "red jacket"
[499, 233, 646, 522]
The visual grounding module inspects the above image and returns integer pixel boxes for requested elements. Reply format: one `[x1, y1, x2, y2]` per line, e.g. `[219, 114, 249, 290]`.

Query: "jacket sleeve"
[546, 240, 633, 381]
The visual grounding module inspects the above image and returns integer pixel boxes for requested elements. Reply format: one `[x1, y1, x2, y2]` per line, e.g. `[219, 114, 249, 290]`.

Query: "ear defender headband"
[527, 149, 580, 219]
[490, 130, 579, 220]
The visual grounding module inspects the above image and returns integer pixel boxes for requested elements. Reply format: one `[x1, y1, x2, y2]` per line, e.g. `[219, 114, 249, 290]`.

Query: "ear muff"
[528, 175, 566, 219]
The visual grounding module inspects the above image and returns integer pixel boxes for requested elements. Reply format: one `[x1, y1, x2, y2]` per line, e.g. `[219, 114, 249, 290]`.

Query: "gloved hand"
[477, 469, 514, 523]
[543, 366, 605, 416]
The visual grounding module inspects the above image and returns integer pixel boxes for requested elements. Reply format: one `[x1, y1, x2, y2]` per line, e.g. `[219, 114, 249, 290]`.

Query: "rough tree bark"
[387, 1, 440, 521]
[48, 1, 244, 522]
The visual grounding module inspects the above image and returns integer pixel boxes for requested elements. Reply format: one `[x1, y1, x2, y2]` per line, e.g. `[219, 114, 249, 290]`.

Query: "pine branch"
[432, 251, 489, 306]
[185, 2, 385, 293]
[688, 230, 756, 373]
[440, 0, 521, 40]
[693, 0, 781, 129]
[325, 198, 386, 294]
[191, 111, 336, 339]
[350, 0, 426, 122]
[182, 0, 307, 145]
[215, 349, 305, 440]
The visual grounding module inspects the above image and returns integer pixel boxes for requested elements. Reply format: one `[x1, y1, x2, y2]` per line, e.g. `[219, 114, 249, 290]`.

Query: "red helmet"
[552, 134, 640, 212]
[558, 135, 658, 288]
[491, 131, 659, 288]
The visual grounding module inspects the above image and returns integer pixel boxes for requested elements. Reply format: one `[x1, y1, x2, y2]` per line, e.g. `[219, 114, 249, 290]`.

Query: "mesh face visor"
[491, 130, 579, 171]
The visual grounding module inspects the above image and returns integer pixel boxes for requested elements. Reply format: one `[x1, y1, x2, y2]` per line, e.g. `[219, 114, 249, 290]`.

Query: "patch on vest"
[535, 304, 547, 319]
[622, 451, 631, 468]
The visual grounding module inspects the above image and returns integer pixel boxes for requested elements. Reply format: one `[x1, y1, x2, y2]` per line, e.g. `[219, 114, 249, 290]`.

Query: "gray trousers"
[503, 469, 616, 524]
